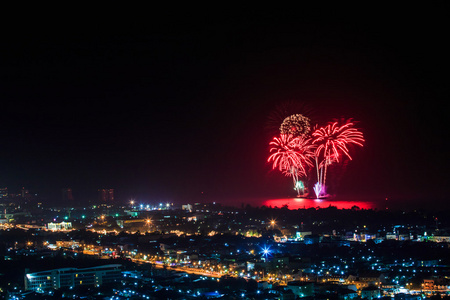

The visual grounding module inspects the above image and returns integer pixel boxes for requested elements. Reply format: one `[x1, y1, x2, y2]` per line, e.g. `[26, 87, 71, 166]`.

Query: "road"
[135, 259, 222, 278]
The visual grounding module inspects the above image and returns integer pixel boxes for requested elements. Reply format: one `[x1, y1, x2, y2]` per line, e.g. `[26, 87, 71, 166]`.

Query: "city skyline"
[0, 9, 448, 207]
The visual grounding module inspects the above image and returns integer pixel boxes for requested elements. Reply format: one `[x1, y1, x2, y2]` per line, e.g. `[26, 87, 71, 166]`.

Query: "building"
[61, 188, 74, 203]
[56, 240, 80, 249]
[47, 221, 72, 231]
[25, 264, 122, 291]
[21, 187, 31, 199]
[346, 273, 385, 291]
[98, 188, 114, 203]
[182, 204, 193, 212]
[430, 235, 450, 243]
[0, 187, 8, 199]
[286, 281, 315, 298]
[116, 218, 148, 228]
[361, 286, 381, 300]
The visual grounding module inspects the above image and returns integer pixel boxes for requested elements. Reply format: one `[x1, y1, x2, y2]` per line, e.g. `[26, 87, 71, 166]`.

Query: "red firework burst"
[268, 134, 314, 177]
[312, 120, 365, 163]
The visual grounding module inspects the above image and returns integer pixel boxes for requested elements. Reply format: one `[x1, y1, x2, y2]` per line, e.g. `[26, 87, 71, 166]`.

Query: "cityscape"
[1, 6, 449, 300]
[0, 187, 449, 299]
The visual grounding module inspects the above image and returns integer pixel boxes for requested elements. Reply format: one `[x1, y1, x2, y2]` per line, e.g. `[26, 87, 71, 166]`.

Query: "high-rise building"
[0, 187, 8, 199]
[25, 264, 122, 291]
[21, 187, 30, 198]
[98, 189, 114, 203]
[62, 188, 74, 203]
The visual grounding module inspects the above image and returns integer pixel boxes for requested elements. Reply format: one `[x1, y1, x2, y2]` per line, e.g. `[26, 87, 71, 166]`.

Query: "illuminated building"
[56, 240, 80, 249]
[182, 204, 193, 212]
[98, 188, 114, 203]
[116, 218, 147, 228]
[24, 264, 122, 291]
[47, 221, 72, 231]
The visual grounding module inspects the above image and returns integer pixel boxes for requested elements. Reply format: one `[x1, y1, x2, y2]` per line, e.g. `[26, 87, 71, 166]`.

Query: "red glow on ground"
[262, 198, 377, 210]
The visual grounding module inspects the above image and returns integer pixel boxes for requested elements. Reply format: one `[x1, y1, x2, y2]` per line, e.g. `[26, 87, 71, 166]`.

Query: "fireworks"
[266, 101, 316, 136]
[268, 134, 314, 196]
[268, 134, 302, 174]
[280, 114, 311, 138]
[313, 182, 324, 199]
[268, 112, 364, 198]
[312, 120, 364, 198]
[312, 120, 365, 163]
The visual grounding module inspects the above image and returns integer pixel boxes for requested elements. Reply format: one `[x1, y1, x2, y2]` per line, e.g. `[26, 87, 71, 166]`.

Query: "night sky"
[1, 8, 448, 207]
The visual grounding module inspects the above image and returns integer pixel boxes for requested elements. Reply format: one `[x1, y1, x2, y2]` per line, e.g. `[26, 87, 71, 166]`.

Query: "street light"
[270, 219, 276, 229]
[146, 219, 152, 232]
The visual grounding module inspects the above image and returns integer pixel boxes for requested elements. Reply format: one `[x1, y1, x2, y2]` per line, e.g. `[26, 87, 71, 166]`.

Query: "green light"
[64, 216, 68, 220]
[295, 181, 304, 189]
[82, 215, 85, 219]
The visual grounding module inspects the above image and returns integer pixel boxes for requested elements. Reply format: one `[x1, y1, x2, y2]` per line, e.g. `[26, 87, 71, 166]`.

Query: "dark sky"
[0, 8, 448, 206]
